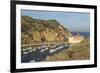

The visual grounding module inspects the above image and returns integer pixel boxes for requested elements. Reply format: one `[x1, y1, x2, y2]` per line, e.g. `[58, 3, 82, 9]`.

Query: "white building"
[68, 34, 84, 44]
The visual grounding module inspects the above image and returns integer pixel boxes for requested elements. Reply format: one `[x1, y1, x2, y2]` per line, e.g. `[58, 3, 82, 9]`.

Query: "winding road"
[21, 44, 70, 63]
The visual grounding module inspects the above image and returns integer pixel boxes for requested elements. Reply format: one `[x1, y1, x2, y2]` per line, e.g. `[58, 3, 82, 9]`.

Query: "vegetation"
[21, 16, 72, 44]
[45, 38, 90, 61]
[21, 16, 90, 61]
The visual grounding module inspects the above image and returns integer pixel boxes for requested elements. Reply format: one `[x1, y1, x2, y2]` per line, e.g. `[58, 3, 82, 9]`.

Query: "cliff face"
[21, 16, 72, 44]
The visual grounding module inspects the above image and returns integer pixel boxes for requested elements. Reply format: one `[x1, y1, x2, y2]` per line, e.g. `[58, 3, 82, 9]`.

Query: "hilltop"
[21, 16, 72, 44]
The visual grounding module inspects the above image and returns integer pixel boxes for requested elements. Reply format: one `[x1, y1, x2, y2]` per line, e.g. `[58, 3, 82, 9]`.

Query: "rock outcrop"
[21, 16, 72, 44]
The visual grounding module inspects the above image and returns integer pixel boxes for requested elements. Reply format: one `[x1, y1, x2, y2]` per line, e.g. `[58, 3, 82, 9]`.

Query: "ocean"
[71, 32, 90, 37]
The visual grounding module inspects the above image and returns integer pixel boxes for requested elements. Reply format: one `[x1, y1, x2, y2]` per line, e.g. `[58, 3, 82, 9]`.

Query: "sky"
[21, 10, 90, 32]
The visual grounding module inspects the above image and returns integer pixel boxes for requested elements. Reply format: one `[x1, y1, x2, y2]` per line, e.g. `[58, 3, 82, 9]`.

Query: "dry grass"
[44, 38, 90, 62]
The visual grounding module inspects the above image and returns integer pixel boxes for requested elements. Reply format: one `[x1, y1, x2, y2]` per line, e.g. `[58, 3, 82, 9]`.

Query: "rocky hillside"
[21, 16, 72, 44]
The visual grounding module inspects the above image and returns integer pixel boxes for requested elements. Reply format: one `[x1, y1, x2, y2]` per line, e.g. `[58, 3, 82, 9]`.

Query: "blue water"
[71, 32, 90, 37]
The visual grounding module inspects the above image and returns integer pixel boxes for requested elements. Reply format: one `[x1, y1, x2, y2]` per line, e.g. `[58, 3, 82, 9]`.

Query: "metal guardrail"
[21, 42, 69, 47]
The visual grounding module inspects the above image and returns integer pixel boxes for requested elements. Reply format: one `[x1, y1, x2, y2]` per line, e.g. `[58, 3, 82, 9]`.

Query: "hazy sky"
[21, 10, 90, 32]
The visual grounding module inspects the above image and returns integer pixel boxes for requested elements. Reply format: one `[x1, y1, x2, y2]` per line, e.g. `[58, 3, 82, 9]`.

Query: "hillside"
[21, 16, 72, 44]
[45, 38, 90, 61]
